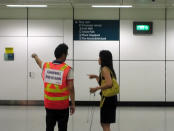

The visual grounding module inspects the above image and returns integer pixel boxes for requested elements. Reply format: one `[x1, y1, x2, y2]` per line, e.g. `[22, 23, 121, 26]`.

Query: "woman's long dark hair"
[99, 50, 116, 79]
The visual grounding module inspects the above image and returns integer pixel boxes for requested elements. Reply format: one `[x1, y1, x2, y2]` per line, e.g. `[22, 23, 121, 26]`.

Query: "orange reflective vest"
[42, 62, 71, 109]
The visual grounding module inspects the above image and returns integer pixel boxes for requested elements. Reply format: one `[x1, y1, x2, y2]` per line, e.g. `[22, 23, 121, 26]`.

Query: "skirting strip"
[1, 100, 174, 107]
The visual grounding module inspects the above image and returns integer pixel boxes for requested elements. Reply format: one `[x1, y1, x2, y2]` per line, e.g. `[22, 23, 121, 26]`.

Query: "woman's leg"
[101, 123, 111, 131]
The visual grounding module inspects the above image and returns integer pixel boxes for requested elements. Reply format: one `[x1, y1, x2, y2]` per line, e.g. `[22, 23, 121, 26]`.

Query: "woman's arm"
[88, 74, 99, 82]
[90, 67, 112, 93]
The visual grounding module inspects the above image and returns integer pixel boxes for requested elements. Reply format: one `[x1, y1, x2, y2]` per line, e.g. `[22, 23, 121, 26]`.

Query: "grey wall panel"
[167, 9, 174, 19]
[166, 62, 174, 101]
[121, 8, 165, 20]
[166, 9, 174, 60]
[0, 8, 27, 19]
[28, 20, 64, 36]
[120, 61, 165, 101]
[0, 20, 27, 36]
[166, 19, 174, 60]
[28, 8, 73, 19]
[74, 8, 119, 20]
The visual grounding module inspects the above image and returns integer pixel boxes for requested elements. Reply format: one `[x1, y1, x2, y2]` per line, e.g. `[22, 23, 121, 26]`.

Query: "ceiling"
[0, 0, 173, 8]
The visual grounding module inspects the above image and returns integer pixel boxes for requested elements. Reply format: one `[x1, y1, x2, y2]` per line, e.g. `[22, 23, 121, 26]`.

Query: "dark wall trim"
[78, 101, 174, 107]
[0, 100, 100, 106]
[0, 100, 44, 106]
[1, 100, 174, 107]
[118, 102, 174, 107]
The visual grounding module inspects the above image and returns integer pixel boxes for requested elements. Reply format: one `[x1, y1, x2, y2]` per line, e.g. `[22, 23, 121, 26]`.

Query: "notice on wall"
[44, 69, 63, 85]
[73, 20, 119, 41]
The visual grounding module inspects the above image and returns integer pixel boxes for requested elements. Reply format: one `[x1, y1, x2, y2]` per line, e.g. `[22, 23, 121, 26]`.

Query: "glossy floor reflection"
[0, 106, 174, 131]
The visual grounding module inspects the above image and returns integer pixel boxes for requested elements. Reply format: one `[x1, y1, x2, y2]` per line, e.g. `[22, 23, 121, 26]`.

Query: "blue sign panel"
[4, 53, 14, 61]
[73, 20, 119, 41]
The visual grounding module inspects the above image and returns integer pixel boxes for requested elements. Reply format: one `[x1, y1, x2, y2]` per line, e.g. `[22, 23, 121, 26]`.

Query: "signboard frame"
[133, 21, 153, 35]
[73, 20, 120, 41]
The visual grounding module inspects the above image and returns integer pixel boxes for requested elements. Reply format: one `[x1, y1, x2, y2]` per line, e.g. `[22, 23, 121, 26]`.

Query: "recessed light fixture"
[6, 5, 48, 8]
[92, 5, 132, 8]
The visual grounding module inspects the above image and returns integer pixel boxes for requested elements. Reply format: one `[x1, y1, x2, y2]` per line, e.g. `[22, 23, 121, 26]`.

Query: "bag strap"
[100, 95, 105, 108]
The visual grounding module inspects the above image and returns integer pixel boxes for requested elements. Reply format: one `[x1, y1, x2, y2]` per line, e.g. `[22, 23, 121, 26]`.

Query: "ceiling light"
[92, 5, 132, 8]
[6, 5, 48, 8]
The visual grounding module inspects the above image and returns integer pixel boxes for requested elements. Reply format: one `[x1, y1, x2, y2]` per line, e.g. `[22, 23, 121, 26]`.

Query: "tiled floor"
[0, 106, 174, 131]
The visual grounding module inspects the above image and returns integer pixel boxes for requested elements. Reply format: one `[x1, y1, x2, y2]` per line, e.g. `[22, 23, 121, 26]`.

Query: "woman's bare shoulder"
[101, 66, 110, 73]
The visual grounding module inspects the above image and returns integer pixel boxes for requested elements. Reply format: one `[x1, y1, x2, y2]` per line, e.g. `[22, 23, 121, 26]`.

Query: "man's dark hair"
[54, 43, 68, 59]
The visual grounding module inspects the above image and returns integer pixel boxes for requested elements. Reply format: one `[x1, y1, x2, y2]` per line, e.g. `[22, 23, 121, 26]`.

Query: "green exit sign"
[133, 22, 153, 34]
[136, 25, 150, 31]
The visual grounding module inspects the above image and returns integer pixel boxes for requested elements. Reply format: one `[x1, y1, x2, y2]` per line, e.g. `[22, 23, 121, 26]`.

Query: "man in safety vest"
[32, 43, 75, 131]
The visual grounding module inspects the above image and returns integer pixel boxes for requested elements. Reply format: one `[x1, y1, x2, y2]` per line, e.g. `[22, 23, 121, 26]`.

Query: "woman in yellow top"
[88, 50, 117, 131]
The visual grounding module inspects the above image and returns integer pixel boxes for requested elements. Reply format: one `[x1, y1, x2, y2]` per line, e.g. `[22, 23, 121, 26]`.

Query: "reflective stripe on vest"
[45, 83, 67, 93]
[44, 94, 69, 101]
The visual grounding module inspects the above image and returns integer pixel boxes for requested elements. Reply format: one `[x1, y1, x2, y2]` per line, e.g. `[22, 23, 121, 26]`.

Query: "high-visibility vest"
[42, 62, 71, 109]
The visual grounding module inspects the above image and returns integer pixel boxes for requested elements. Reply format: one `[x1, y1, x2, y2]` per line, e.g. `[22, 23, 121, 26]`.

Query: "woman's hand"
[88, 74, 98, 79]
[90, 87, 98, 93]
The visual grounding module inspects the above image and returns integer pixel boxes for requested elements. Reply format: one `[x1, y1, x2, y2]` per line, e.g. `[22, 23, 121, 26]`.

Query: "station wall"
[0, 7, 174, 102]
